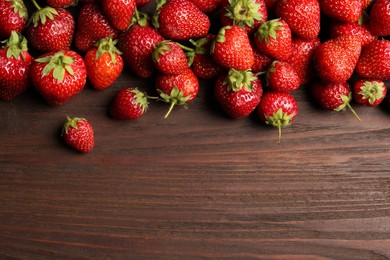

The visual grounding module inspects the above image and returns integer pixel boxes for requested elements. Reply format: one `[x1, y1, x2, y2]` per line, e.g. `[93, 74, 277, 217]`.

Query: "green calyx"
[225, 0, 262, 28]
[264, 108, 296, 143]
[31, 6, 58, 27]
[152, 40, 173, 63]
[187, 38, 208, 66]
[358, 81, 385, 105]
[95, 37, 122, 63]
[223, 69, 256, 92]
[211, 26, 231, 53]
[35, 51, 75, 82]
[336, 93, 361, 121]
[130, 88, 149, 113]
[257, 18, 283, 44]
[158, 86, 191, 118]
[152, 0, 167, 29]
[63, 116, 83, 134]
[3, 31, 28, 60]
[131, 8, 149, 27]
[7, 0, 28, 18]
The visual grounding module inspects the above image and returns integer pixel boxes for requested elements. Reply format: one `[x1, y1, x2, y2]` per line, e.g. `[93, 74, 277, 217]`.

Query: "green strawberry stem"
[176, 43, 194, 52]
[164, 101, 176, 119]
[277, 121, 282, 144]
[347, 103, 361, 121]
[31, 0, 41, 10]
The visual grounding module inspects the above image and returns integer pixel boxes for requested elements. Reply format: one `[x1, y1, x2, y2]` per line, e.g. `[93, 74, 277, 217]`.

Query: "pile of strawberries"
[0, 0, 389, 151]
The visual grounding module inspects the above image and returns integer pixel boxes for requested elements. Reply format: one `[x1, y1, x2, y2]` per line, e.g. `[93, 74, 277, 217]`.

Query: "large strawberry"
[319, 0, 362, 23]
[102, 0, 136, 31]
[188, 0, 222, 13]
[0, 0, 28, 39]
[329, 21, 376, 47]
[110, 88, 149, 120]
[84, 37, 123, 90]
[62, 116, 94, 153]
[369, 0, 390, 37]
[215, 69, 263, 119]
[152, 40, 189, 75]
[0, 32, 33, 101]
[266, 60, 301, 92]
[353, 79, 387, 106]
[31, 50, 87, 106]
[211, 25, 254, 70]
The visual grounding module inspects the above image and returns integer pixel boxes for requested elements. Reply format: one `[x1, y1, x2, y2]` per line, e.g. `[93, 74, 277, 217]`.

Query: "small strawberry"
[188, 0, 222, 13]
[329, 21, 376, 47]
[62, 116, 94, 153]
[110, 88, 149, 119]
[369, 0, 390, 37]
[30, 50, 87, 106]
[84, 37, 124, 90]
[320, 0, 362, 23]
[254, 18, 292, 60]
[353, 79, 387, 106]
[153, 0, 210, 41]
[0, 32, 33, 101]
[257, 91, 298, 143]
[46, 0, 76, 8]
[355, 39, 390, 81]
[215, 69, 263, 119]
[102, 0, 136, 31]
[156, 68, 199, 118]
[0, 0, 28, 39]
[266, 60, 301, 92]
[211, 25, 254, 70]
[152, 40, 189, 75]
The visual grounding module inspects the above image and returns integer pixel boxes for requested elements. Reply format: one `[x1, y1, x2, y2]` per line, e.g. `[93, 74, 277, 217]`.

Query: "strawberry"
[319, 0, 362, 23]
[84, 37, 124, 90]
[254, 18, 292, 61]
[152, 40, 189, 75]
[0, 32, 33, 101]
[25, 3, 74, 53]
[355, 39, 390, 81]
[211, 25, 254, 70]
[275, 0, 320, 40]
[353, 79, 387, 106]
[102, 0, 136, 31]
[257, 91, 298, 143]
[30, 50, 87, 106]
[156, 68, 199, 118]
[188, 0, 222, 13]
[214, 69, 263, 119]
[110, 88, 149, 119]
[136, 0, 150, 6]
[250, 38, 273, 73]
[74, 3, 118, 52]
[329, 21, 376, 47]
[266, 60, 301, 92]
[368, 0, 390, 37]
[62, 116, 94, 153]
[46, 0, 76, 8]
[153, 0, 210, 41]
[0, 0, 28, 39]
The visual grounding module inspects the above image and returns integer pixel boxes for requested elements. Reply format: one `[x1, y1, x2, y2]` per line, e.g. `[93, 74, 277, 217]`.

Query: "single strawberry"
[152, 40, 189, 75]
[84, 37, 124, 90]
[211, 25, 254, 70]
[319, 0, 362, 23]
[188, 0, 222, 13]
[257, 91, 298, 143]
[254, 18, 292, 60]
[153, 0, 210, 41]
[156, 68, 199, 118]
[355, 39, 390, 81]
[275, 0, 320, 40]
[0, 0, 28, 39]
[46, 0, 76, 8]
[102, 0, 136, 31]
[215, 69, 263, 119]
[250, 37, 273, 73]
[266, 60, 301, 92]
[74, 3, 118, 52]
[110, 88, 149, 119]
[369, 0, 390, 37]
[30, 50, 87, 106]
[329, 21, 376, 47]
[353, 79, 387, 106]
[62, 116, 94, 153]
[0, 32, 33, 101]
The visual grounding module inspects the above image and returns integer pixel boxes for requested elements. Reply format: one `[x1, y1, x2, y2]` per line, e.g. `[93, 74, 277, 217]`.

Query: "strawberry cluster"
[0, 0, 389, 151]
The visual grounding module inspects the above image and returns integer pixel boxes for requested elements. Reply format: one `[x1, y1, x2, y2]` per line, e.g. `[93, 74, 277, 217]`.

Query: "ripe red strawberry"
[25, 5, 74, 53]
[353, 79, 387, 106]
[0, 32, 33, 101]
[152, 40, 189, 75]
[102, 0, 136, 31]
[46, 0, 76, 8]
[110, 88, 149, 119]
[266, 60, 301, 92]
[74, 3, 118, 52]
[275, 0, 320, 40]
[254, 18, 292, 60]
[0, 0, 28, 39]
[369, 0, 390, 37]
[257, 91, 298, 143]
[215, 69, 263, 119]
[156, 68, 199, 118]
[153, 0, 210, 41]
[30, 50, 87, 106]
[250, 38, 273, 73]
[319, 0, 362, 23]
[84, 37, 124, 90]
[356, 39, 390, 81]
[211, 25, 254, 70]
[62, 116, 94, 153]
[188, 0, 222, 13]
[329, 21, 376, 47]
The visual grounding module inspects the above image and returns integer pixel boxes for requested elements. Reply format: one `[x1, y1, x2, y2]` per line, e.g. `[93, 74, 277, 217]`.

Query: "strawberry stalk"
[31, 0, 41, 10]
[159, 86, 191, 118]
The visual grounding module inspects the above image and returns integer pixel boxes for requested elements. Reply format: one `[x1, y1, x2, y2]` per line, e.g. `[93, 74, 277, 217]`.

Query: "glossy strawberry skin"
[47, 0, 75, 8]
[102, 0, 136, 31]
[353, 79, 387, 106]
[369, 0, 390, 37]
[257, 91, 298, 122]
[250, 38, 273, 73]
[329, 22, 376, 47]
[267, 61, 301, 92]
[62, 117, 94, 153]
[0, 0, 28, 39]
[152, 41, 189, 75]
[188, 0, 222, 13]
[110, 88, 148, 120]
[320, 0, 362, 23]
[311, 81, 351, 110]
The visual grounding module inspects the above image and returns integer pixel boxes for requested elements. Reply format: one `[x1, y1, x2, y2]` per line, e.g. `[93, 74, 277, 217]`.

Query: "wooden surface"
[1, 3, 390, 260]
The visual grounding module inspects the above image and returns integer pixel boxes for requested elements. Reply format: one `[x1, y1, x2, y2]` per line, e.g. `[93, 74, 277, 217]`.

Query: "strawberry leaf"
[35, 51, 75, 82]
[8, 0, 28, 18]
[31, 6, 58, 27]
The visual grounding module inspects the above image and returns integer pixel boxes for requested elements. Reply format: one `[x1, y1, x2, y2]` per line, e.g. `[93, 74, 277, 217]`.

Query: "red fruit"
[254, 18, 292, 60]
[0, 32, 33, 101]
[102, 0, 136, 31]
[188, 0, 222, 13]
[136, 0, 150, 5]
[319, 0, 362, 23]
[152, 40, 189, 75]
[25, 7, 74, 53]
[356, 39, 390, 81]
[215, 69, 263, 119]
[62, 116, 94, 153]
[110, 88, 149, 119]
[0, 0, 28, 39]
[74, 3, 118, 52]
[211, 25, 255, 70]
[266, 60, 301, 92]
[369, 0, 390, 37]
[353, 79, 387, 106]
[362, 0, 373, 9]
[30, 50, 87, 106]
[156, 69, 199, 118]
[153, 0, 210, 41]
[329, 21, 376, 47]
[46, 0, 76, 8]
[85, 37, 124, 90]
[275, 0, 320, 40]
[257, 91, 298, 143]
